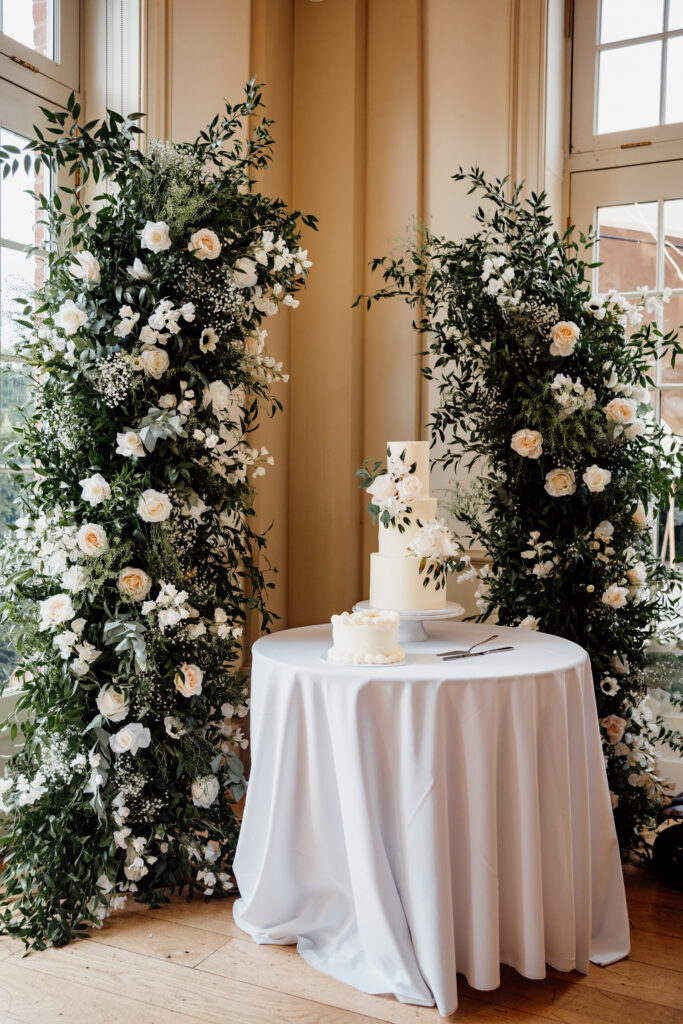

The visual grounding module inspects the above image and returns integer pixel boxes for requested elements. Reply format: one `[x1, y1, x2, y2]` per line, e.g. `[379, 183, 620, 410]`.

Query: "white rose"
[600, 714, 627, 744]
[519, 615, 539, 630]
[582, 464, 611, 493]
[62, 565, 87, 594]
[549, 321, 580, 357]
[199, 328, 218, 353]
[626, 561, 647, 586]
[604, 397, 636, 425]
[174, 663, 204, 698]
[140, 220, 171, 253]
[127, 258, 151, 280]
[510, 429, 543, 459]
[396, 473, 423, 505]
[137, 489, 173, 523]
[54, 299, 88, 335]
[38, 593, 75, 630]
[544, 467, 576, 498]
[77, 523, 109, 557]
[601, 583, 629, 610]
[158, 393, 177, 410]
[96, 686, 129, 722]
[367, 474, 398, 504]
[189, 228, 222, 261]
[191, 775, 220, 808]
[625, 419, 646, 441]
[79, 473, 111, 506]
[202, 380, 232, 414]
[594, 520, 614, 543]
[109, 722, 151, 755]
[632, 501, 649, 529]
[117, 567, 152, 601]
[410, 531, 439, 559]
[139, 346, 169, 380]
[232, 256, 258, 288]
[116, 430, 146, 459]
[70, 251, 101, 284]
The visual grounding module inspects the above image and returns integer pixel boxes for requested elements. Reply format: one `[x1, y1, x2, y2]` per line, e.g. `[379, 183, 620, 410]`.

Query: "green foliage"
[365, 168, 683, 853]
[0, 82, 313, 947]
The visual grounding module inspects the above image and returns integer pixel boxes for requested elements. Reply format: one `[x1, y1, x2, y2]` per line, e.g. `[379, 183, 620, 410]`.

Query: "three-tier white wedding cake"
[369, 441, 446, 611]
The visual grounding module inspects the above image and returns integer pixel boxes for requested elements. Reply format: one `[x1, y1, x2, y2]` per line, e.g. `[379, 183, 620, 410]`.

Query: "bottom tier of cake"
[369, 551, 445, 611]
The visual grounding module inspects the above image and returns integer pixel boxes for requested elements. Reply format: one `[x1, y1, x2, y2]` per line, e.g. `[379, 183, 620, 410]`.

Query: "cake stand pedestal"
[353, 600, 465, 644]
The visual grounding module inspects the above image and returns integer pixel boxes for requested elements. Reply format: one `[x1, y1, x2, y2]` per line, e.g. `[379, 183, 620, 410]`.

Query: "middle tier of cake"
[377, 498, 437, 557]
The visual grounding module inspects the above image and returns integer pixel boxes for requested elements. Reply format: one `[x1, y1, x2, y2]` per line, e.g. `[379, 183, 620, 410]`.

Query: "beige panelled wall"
[140, 0, 568, 630]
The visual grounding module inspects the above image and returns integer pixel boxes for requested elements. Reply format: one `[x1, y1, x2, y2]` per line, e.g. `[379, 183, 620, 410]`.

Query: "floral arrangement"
[0, 84, 314, 948]
[363, 168, 683, 852]
[407, 518, 473, 591]
[356, 446, 422, 529]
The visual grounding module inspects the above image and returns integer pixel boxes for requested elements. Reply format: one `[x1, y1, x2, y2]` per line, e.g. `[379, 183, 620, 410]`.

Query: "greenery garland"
[0, 82, 314, 948]
[364, 169, 683, 852]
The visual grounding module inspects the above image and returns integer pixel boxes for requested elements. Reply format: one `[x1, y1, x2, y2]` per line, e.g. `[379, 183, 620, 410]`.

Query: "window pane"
[597, 42, 662, 134]
[668, 0, 683, 31]
[665, 36, 683, 124]
[663, 199, 683, 288]
[0, 360, 32, 465]
[660, 292, 683, 384]
[1, 0, 54, 59]
[661, 388, 683, 438]
[597, 203, 658, 292]
[600, 0, 664, 44]
[0, 129, 48, 247]
[1, 247, 41, 355]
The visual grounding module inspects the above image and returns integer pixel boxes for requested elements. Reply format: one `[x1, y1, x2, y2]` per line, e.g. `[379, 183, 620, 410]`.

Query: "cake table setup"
[232, 442, 630, 1016]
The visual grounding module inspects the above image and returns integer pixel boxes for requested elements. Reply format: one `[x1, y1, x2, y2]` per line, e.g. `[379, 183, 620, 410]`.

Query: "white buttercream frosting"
[329, 609, 403, 664]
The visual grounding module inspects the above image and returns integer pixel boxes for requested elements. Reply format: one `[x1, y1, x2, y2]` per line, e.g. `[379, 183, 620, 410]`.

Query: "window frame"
[572, 0, 683, 155]
[0, 0, 79, 91]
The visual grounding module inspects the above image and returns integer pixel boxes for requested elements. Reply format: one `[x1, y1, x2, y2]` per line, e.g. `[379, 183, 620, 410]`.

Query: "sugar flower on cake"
[408, 518, 471, 591]
[357, 446, 424, 528]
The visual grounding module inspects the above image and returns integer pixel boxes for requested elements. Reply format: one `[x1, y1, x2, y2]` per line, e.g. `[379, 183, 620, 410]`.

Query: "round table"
[232, 621, 630, 1016]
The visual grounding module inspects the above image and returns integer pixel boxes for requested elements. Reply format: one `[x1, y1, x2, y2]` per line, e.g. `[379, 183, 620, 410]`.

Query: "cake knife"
[441, 646, 514, 661]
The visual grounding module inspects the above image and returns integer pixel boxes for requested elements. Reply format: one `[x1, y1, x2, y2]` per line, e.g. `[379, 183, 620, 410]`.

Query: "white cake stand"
[353, 600, 465, 643]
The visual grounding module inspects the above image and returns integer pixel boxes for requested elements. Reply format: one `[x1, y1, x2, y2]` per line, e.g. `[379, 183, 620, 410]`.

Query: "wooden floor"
[0, 863, 681, 1023]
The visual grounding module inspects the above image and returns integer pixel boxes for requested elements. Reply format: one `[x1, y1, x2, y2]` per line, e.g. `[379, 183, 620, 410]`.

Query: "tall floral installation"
[364, 169, 683, 852]
[0, 84, 314, 948]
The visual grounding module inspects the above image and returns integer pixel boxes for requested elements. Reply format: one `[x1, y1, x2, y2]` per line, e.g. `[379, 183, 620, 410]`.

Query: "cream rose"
[137, 489, 173, 523]
[549, 320, 580, 357]
[601, 583, 629, 610]
[510, 429, 543, 459]
[604, 397, 636, 425]
[140, 220, 171, 253]
[96, 686, 129, 722]
[367, 474, 398, 504]
[117, 567, 152, 601]
[79, 473, 111, 506]
[202, 380, 232, 413]
[600, 714, 627, 745]
[109, 722, 151, 755]
[127, 257, 151, 280]
[174, 663, 204, 698]
[191, 775, 220, 808]
[544, 467, 576, 498]
[626, 561, 647, 586]
[139, 346, 169, 380]
[62, 565, 87, 594]
[582, 464, 612, 494]
[632, 501, 648, 529]
[232, 256, 258, 288]
[38, 593, 75, 630]
[77, 523, 109, 557]
[396, 473, 423, 505]
[54, 299, 88, 335]
[70, 251, 101, 284]
[116, 430, 146, 459]
[189, 228, 221, 261]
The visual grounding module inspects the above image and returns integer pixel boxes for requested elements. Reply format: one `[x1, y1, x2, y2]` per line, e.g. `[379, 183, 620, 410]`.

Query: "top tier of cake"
[388, 440, 430, 498]
[381, 441, 437, 558]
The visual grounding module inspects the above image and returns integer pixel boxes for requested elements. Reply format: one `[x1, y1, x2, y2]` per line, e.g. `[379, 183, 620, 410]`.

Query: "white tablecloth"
[233, 621, 630, 1016]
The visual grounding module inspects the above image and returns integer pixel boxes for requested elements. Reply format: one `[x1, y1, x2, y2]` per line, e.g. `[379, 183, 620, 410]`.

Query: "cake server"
[437, 634, 498, 658]
[441, 646, 514, 661]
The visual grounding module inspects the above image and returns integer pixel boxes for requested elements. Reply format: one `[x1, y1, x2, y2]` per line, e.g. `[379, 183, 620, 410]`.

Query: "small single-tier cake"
[328, 609, 404, 665]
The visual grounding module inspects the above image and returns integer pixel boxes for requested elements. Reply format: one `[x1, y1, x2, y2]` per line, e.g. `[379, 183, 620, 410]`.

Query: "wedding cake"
[328, 609, 403, 664]
[368, 441, 446, 611]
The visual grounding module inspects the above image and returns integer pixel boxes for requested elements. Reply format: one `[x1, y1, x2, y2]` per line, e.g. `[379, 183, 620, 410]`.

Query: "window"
[0, 0, 79, 89]
[572, 0, 683, 152]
